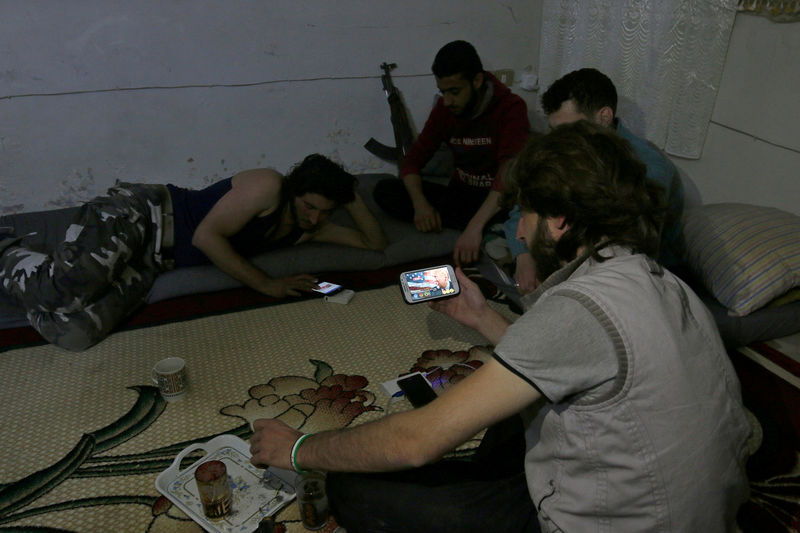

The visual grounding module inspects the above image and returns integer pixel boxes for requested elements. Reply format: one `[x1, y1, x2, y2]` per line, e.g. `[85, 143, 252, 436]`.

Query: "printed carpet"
[1, 263, 798, 532]
[0, 283, 517, 533]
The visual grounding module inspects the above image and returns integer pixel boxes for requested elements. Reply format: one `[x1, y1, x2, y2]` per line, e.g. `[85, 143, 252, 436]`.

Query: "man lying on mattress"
[0, 154, 387, 351]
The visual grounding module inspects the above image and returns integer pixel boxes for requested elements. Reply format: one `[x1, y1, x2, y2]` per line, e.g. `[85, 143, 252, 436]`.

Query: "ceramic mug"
[151, 357, 187, 401]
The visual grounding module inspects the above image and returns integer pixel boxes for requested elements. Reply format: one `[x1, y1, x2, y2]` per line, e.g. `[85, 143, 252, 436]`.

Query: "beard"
[289, 199, 320, 232]
[528, 220, 563, 283]
[450, 85, 479, 117]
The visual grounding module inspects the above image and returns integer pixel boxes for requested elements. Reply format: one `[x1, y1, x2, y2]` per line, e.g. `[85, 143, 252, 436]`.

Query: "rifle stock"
[365, 62, 414, 165]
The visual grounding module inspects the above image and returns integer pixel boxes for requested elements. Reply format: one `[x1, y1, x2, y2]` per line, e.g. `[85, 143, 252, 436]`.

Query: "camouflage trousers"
[0, 183, 169, 351]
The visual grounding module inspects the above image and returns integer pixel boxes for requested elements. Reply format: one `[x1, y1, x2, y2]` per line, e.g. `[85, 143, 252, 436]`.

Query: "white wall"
[2, 4, 797, 217]
[0, 0, 542, 214]
[670, 13, 800, 215]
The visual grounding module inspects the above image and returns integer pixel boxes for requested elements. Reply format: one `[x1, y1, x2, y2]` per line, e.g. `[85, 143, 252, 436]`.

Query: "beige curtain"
[738, 0, 800, 22]
[539, 0, 738, 159]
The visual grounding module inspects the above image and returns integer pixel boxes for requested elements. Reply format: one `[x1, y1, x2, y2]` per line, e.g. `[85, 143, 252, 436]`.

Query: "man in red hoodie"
[373, 40, 530, 265]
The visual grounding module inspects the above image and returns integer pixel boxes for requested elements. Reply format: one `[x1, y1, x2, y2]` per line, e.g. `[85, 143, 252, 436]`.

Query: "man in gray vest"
[249, 121, 751, 532]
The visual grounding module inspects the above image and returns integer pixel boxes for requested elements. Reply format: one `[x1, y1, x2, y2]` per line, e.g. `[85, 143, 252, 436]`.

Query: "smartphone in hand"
[399, 264, 460, 304]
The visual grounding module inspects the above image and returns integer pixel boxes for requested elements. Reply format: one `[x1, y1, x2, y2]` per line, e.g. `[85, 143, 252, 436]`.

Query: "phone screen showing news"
[400, 265, 459, 304]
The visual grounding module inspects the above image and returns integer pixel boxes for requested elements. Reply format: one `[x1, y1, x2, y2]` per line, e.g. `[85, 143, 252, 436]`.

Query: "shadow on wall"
[674, 164, 703, 209]
[528, 108, 548, 135]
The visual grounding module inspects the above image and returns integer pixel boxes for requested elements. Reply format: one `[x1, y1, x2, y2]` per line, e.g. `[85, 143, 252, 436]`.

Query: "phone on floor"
[312, 281, 343, 295]
[397, 372, 438, 408]
[399, 264, 460, 304]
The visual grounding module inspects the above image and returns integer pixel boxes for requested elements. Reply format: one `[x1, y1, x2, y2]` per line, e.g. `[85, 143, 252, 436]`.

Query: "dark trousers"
[373, 178, 504, 231]
[327, 415, 538, 533]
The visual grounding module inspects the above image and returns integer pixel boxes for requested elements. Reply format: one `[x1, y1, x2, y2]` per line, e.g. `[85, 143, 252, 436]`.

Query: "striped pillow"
[683, 203, 800, 316]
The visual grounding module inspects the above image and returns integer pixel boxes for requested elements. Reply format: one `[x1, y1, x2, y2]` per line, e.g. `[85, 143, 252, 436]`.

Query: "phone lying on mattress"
[312, 281, 343, 295]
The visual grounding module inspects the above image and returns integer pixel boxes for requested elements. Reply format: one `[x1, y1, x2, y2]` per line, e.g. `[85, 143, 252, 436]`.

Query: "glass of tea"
[194, 460, 232, 519]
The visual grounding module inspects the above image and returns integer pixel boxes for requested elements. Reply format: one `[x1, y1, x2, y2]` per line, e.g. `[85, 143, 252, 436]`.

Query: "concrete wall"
[671, 13, 800, 215]
[1, 3, 797, 216]
[0, 0, 542, 213]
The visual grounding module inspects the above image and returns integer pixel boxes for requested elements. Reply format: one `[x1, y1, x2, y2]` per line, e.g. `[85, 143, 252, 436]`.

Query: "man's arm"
[453, 189, 502, 265]
[453, 156, 515, 265]
[503, 208, 538, 294]
[250, 357, 540, 473]
[429, 267, 511, 344]
[192, 169, 317, 298]
[401, 172, 442, 232]
[454, 90, 529, 261]
[311, 191, 388, 250]
[398, 100, 452, 233]
[458, 89, 530, 265]
[512, 252, 539, 295]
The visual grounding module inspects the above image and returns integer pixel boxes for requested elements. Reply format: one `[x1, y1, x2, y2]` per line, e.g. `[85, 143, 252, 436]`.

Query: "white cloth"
[539, 0, 737, 158]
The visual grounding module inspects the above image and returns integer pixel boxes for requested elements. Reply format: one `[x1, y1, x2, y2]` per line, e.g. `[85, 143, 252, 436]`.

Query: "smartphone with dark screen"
[399, 264, 460, 304]
[397, 372, 438, 408]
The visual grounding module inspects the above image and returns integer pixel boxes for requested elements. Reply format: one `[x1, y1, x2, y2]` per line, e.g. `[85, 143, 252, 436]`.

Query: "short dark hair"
[283, 154, 357, 206]
[507, 121, 665, 261]
[541, 68, 618, 116]
[431, 40, 484, 80]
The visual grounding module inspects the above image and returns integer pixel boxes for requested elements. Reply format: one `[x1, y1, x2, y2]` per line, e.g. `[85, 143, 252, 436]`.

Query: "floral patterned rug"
[0, 285, 516, 532]
[2, 271, 797, 532]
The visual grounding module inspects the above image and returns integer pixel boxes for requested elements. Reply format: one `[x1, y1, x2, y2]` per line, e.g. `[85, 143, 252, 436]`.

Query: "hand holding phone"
[399, 264, 460, 304]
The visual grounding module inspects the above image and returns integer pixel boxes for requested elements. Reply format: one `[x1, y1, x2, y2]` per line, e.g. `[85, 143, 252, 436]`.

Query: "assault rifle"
[364, 62, 414, 164]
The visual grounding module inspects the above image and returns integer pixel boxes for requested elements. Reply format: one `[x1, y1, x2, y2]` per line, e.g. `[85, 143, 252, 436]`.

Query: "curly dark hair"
[431, 40, 484, 80]
[506, 121, 666, 262]
[283, 154, 357, 206]
[541, 68, 617, 117]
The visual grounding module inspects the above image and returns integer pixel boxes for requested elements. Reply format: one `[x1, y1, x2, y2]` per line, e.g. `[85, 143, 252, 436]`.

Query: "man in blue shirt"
[501, 68, 684, 295]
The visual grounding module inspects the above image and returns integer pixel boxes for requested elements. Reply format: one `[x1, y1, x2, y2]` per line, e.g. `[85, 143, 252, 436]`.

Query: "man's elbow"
[356, 227, 388, 251]
[388, 414, 452, 468]
[391, 436, 443, 469]
[190, 231, 203, 249]
[191, 228, 213, 253]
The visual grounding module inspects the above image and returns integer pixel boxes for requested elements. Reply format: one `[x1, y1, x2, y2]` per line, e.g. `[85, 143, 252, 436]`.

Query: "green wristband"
[290, 433, 312, 475]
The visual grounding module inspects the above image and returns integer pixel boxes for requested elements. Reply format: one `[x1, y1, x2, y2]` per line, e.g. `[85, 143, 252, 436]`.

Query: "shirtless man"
[0, 154, 386, 350]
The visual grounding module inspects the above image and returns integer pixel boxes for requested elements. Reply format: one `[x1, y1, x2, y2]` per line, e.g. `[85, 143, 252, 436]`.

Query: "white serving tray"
[155, 434, 297, 533]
